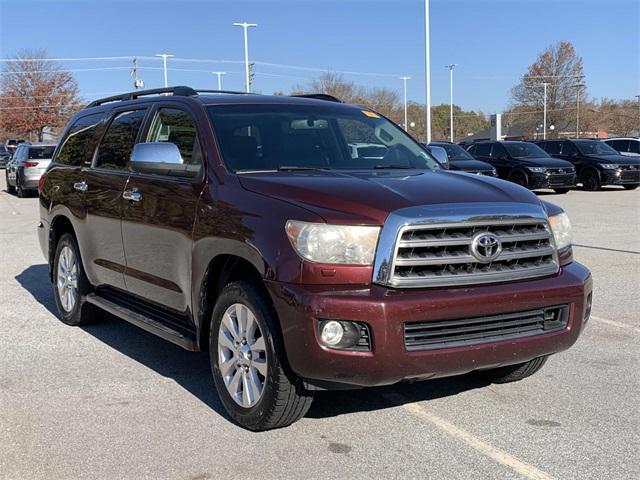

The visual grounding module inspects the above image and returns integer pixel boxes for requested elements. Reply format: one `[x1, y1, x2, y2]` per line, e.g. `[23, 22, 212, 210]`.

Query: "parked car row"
[4, 142, 56, 197]
[428, 137, 639, 193]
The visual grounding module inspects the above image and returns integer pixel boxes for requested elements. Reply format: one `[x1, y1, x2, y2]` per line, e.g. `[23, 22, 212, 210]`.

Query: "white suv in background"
[603, 138, 640, 157]
[5, 142, 56, 197]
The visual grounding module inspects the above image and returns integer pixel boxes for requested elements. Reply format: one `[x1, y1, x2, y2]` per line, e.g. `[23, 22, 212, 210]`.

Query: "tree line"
[1, 44, 637, 143]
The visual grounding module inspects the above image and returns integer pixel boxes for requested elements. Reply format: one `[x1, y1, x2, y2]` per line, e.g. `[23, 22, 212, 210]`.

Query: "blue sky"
[1, 0, 638, 112]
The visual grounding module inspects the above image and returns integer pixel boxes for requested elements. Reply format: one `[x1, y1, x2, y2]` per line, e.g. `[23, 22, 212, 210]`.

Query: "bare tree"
[509, 41, 586, 136]
[0, 49, 82, 141]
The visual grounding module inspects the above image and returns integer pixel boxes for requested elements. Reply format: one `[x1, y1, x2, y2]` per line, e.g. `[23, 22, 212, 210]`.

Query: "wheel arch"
[195, 251, 275, 352]
[48, 214, 77, 281]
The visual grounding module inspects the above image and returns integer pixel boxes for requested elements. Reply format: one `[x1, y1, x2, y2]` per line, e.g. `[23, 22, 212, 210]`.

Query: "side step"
[85, 293, 198, 351]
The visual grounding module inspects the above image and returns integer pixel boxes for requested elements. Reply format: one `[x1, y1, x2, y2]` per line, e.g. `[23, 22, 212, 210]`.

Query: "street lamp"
[538, 82, 550, 140]
[212, 71, 227, 91]
[424, 0, 431, 142]
[400, 76, 411, 131]
[155, 53, 174, 88]
[445, 64, 457, 142]
[233, 22, 258, 93]
[572, 82, 586, 138]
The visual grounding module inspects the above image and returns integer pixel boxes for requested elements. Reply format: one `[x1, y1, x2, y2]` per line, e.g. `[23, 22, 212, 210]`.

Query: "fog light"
[320, 321, 344, 346]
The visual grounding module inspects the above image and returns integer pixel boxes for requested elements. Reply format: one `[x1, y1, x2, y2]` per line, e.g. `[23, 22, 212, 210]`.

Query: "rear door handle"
[73, 181, 88, 192]
[123, 189, 142, 202]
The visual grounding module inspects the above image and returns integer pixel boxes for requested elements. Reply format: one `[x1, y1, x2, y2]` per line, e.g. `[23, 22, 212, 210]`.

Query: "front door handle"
[73, 181, 88, 192]
[123, 189, 142, 202]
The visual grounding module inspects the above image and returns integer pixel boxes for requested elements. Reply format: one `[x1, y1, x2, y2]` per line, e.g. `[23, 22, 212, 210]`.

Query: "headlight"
[285, 221, 380, 265]
[491, 168, 498, 176]
[548, 212, 572, 250]
[527, 166, 547, 173]
[600, 164, 619, 169]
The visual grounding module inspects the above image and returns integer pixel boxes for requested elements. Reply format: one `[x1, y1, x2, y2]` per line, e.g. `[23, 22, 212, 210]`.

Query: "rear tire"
[6, 172, 15, 194]
[509, 170, 529, 189]
[623, 184, 638, 190]
[582, 169, 601, 191]
[209, 281, 313, 431]
[16, 177, 25, 198]
[553, 188, 570, 194]
[52, 233, 99, 326]
[477, 356, 548, 384]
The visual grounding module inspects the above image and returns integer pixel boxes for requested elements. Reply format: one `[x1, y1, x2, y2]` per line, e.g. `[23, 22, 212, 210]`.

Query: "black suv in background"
[428, 141, 496, 176]
[466, 141, 576, 193]
[534, 139, 640, 191]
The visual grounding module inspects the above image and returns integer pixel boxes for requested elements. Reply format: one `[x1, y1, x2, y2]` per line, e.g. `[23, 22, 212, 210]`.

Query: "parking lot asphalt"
[1, 175, 638, 480]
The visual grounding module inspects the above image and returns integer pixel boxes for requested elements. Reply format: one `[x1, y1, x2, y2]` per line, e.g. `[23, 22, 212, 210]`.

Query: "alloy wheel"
[57, 246, 79, 312]
[217, 303, 268, 408]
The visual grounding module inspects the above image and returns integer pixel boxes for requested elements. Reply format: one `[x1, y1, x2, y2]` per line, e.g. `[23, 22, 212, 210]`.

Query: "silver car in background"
[5, 142, 56, 197]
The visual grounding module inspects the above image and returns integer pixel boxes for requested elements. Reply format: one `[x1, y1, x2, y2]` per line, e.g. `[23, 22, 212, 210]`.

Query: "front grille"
[390, 219, 558, 288]
[619, 166, 640, 183]
[404, 305, 569, 351]
[547, 173, 575, 186]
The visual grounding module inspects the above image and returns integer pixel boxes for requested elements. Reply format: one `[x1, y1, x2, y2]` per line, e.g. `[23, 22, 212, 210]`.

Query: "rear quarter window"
[56, 112, 109, 166]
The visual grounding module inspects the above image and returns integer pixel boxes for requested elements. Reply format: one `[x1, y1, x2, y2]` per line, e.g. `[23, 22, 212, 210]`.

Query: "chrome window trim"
[372, 202, 559, 288]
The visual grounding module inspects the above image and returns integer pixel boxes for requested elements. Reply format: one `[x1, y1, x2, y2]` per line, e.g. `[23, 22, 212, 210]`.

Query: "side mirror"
[130, 142, 199, 178]
[428, 145, 450, 170]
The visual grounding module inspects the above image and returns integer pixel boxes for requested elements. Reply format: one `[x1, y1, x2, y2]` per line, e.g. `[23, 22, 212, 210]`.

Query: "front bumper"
[530, 172, 576, 189]
[602, 168, 640, 185]
[267, 261, 591, 388]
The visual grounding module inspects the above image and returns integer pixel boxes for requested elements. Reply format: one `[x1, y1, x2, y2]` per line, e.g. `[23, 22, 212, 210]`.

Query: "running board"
[85, 293, 198, 351]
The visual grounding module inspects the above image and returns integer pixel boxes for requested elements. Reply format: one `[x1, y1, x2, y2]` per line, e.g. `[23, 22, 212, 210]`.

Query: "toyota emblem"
[471, 232, 502, 263]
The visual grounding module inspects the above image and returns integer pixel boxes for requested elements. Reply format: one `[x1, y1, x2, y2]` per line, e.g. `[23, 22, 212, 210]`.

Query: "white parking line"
[591, 316, 640, 334]
[383, 393, 555, 480]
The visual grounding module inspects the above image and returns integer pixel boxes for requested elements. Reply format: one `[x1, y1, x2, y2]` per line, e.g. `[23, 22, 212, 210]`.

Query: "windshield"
[207, 104, 440, 172]
[503, 142, 549, 158]
[28, 146, 56, 159]
[574, 140, 618, 156]
[435, 143, 474, 161]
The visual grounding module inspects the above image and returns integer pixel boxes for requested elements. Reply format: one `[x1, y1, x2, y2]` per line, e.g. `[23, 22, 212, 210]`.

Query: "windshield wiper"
[374, 164, 413, 169]
[277, 166, 331, 172]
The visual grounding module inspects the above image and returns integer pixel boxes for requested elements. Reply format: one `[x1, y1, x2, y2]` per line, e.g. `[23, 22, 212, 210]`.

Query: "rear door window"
[545, 141, 562, 155]
[490, 143, 507, 158]
[474, 143, 492, 156]
[561, 141, 578, 156]
[56, 112, 108, 166]
[95, 109, 147, 170]
[628, 141, 639, 154]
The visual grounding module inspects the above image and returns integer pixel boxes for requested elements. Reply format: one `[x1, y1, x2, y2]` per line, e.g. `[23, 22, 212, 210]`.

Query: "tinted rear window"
[56, 112, 108, 166]
[95, 109, 147, 170]
[474, 144, 492, 156]
[28, 146, 56, 159]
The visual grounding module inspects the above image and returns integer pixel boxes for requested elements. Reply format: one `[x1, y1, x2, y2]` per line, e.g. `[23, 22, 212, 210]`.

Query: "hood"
[449, 159, 494, 171]
[584, 154, 640, 166]
[515, 157, 574, 168]
[238, 169, 541, 225]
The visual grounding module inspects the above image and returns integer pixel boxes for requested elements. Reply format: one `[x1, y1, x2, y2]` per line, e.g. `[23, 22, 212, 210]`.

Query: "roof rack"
[87, 86, 252, 108]
[290, 93, 343, 103]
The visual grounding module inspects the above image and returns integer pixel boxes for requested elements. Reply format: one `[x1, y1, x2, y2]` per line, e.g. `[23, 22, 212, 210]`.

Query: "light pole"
[424, 0, 431, 142]
[212, 71, 227, 91]
[636, 95, 640, 129]
[572, 83, 585, 138]
[400, 76, 411, 130]
[541, 82, 550, 140]
[155, 53, 174, 88]
[233, 22, 258, 93]
[445, 64, 457, 142]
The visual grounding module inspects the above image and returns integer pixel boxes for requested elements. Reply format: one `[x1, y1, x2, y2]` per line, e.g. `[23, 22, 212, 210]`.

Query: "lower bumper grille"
[404, 305, 569, 351]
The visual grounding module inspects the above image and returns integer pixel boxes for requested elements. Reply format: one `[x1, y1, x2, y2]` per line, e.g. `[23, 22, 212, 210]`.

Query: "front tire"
[582, 169, 602, 191]
[477, 356, 548, 384]
[52, 233, 98, 326]
[623, 184, 638, 190]
[509, 170, 529, 189]
[209, 281, 313, 431]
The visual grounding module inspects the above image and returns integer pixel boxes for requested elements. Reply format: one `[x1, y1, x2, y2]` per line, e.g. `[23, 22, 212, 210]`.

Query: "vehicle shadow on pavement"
[16, 264, 489, 424]
[307, 377, 490, 419]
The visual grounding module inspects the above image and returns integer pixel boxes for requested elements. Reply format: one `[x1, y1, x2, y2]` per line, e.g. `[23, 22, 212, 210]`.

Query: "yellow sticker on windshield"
[362, 110, 381, 118]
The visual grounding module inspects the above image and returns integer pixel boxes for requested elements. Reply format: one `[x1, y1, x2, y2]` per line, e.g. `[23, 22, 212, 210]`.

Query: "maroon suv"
[38, 86, 592, 430]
